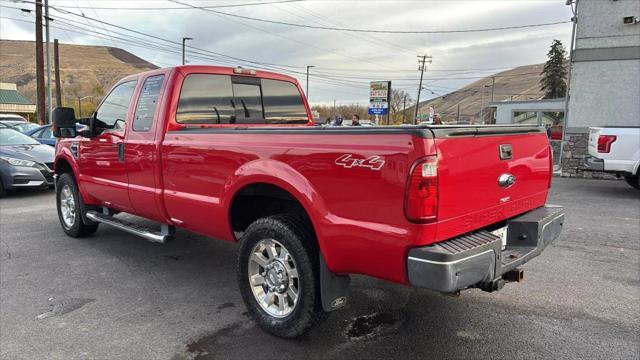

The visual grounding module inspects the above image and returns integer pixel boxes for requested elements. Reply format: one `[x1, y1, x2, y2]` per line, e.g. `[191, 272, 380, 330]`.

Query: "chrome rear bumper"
[407, 205, 564, 293]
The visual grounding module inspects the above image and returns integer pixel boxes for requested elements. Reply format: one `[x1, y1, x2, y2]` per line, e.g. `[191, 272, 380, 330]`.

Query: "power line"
[168, 0, 404, 71]
[167, 4, 572, 34]
[3, 0, 304, 10]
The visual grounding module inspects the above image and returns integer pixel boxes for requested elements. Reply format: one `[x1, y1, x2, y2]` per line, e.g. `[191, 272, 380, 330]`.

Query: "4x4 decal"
[335, 154, 385, 171]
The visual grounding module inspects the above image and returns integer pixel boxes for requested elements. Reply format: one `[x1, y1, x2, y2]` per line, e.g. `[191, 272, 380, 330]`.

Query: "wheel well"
[230, 183, 313, 235]
[55, 158, 73, 176]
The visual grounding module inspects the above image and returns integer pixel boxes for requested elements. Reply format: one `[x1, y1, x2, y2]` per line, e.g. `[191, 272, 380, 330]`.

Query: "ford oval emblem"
[498, 173, 517, 188]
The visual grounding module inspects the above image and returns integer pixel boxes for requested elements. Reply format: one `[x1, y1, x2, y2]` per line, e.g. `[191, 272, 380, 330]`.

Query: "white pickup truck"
[584, 127, 640, 189]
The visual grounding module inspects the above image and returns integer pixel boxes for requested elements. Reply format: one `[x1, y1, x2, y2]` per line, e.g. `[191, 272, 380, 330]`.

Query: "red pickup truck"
[52, 66, 564, 338]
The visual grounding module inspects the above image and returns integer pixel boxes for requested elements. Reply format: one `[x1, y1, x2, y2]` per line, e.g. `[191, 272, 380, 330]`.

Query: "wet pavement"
[1, 178, 639, 359]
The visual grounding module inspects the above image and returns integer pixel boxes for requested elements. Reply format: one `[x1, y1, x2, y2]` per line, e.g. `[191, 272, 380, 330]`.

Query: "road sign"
[369, 81, 391, 116]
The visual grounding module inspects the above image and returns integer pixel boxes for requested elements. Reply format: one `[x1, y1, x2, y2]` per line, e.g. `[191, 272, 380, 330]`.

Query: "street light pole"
[182, 37, 193, 65]
[306, 65, 314, 101]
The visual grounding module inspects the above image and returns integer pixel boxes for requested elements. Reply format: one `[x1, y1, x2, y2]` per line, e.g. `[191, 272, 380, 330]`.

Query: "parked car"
[26, 124, 56, 146]
[0, 120, 40, 134]
[51, 66, 564, 338]
[0, 127, 55, 197]
[584, 126, 640, 189]
[0, 114, 27, 122]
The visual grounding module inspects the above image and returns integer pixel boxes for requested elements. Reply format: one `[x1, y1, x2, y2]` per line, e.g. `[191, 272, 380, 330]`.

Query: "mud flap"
[320, 254, 350, 312]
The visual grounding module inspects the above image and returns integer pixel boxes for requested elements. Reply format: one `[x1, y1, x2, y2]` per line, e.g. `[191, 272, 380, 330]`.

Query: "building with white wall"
[563, 0, 640, 177]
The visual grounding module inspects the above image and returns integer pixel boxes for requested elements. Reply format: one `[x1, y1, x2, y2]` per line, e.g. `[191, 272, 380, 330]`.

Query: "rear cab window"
[176, 73, 308, 125]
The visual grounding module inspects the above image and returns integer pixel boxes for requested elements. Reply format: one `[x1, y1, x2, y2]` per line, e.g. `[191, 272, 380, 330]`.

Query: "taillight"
[597, 135, 617, 153]
[405, 156, 438, 223]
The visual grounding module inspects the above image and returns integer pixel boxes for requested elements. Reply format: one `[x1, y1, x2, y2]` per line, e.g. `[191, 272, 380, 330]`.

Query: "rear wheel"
[0, 180, 5, 198]
[56, 173, 99, 237]
[237, 215, 327, 338]
[624, 174, 640, 190]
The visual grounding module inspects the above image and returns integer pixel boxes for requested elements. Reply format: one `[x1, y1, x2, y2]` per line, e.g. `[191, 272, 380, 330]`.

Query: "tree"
[388, 89, 414, 124]
[540, 40, 568, 99]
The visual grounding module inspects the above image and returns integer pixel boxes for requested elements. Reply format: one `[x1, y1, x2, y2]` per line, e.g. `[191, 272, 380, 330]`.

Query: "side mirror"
[52, 107, 77, 138]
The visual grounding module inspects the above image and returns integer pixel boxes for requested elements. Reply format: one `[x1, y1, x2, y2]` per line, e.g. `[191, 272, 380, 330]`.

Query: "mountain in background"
[0, 39, 157, 107]
[415, 64, 547, 123]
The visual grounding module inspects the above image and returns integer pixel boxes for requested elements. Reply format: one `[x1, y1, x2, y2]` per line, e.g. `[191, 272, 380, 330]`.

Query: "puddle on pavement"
[35, 298, 95, 320]
[344, 312, 402, 341]
[184, 323, 241, 359]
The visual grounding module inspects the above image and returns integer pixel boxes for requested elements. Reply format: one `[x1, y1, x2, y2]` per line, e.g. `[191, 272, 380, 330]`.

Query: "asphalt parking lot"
[1, 177, 638, 360]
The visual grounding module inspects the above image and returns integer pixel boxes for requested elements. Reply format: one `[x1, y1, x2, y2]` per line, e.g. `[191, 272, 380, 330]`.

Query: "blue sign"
[368, 107, 388, 115]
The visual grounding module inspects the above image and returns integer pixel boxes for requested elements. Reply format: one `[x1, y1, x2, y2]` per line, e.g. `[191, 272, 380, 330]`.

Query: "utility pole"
[490, 76, 495, 102]
[414, 54, 432, 125]
[45, 0, 52, 122]
[456, 103, 460, 123]
[333, 99, 336, 117]
[560, 0, 579, 174]
[54, 39, 62, 107]
[402, 94, 407, 124]
[35, 0, 46, 125]
[306, 65, 314, 101]
[182, 37, 193, 65]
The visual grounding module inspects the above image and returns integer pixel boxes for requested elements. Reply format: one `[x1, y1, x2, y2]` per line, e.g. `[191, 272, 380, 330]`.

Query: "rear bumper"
[407, 205, 564, 293]
[583, 155, 604, 171]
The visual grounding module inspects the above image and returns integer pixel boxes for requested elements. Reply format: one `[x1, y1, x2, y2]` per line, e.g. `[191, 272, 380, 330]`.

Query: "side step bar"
[86, 210, 175, 244]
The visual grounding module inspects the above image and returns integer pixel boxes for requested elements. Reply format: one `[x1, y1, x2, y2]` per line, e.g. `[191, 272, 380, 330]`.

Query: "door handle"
[117, 142, 124, 162]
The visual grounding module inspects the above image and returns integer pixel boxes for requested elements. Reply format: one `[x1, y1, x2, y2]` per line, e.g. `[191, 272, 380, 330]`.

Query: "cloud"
[0, 0, 572, 104]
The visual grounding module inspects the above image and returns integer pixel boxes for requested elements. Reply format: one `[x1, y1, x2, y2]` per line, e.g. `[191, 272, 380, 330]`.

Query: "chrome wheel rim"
[59, 185, 76, 228]
[248, 239, 299, 318]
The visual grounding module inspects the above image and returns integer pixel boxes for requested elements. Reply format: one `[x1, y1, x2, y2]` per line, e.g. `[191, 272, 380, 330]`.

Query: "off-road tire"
[624, 174, 640, 190]
[237, 215, 328, 338]
[56, 173, 99, 237]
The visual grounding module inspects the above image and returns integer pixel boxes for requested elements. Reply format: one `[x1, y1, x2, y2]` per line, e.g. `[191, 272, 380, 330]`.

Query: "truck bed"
[160, 124, 550, 284]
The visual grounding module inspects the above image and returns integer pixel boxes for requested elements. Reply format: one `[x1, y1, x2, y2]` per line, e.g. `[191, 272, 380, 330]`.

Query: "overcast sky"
[0, 0, 573, 105]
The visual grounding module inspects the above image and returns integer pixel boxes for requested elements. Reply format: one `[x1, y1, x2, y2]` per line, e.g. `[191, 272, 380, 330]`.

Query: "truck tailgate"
[431, 127, 551, 241]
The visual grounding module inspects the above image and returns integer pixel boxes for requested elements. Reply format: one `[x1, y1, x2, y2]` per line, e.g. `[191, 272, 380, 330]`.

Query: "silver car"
[0, 128, 55, 197]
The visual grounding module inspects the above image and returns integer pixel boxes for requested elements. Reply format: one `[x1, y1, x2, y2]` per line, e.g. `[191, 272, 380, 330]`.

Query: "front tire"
[624, 174, 640, 190]
[56, 173, 99, 237]
[237, 215, 327, 338]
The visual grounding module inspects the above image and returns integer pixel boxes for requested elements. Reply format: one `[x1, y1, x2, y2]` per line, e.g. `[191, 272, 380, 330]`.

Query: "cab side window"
[133, 75, 165, 131]
[95, 80, 137, 130]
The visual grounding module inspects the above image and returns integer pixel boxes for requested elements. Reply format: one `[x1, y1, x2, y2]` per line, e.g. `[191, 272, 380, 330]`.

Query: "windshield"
[11, 122, 40, 133]
[0, 128, 40, 145]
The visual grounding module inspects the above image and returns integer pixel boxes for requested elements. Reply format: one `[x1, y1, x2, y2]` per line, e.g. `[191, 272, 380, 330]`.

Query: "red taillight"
[597, 135, 617, 153]
[405, 156, 438, 223]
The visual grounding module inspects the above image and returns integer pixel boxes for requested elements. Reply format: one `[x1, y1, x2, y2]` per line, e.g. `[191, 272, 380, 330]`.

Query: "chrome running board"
[86, 211, 175, 244]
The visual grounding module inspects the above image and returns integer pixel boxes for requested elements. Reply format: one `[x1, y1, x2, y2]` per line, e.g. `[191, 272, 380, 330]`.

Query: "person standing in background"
[351, 114, 361, 126]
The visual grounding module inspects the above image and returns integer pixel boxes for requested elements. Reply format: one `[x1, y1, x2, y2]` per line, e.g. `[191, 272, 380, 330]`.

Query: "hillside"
[0, 39, 157, 107]
[416, 63, 547, 123]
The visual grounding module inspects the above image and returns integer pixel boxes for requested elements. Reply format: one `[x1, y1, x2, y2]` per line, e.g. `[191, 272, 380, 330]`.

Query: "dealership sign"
[369, 81, 391, 115]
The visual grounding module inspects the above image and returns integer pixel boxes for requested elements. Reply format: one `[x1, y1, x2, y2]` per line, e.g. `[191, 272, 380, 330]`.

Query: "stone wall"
[561, 131, 618, 179]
